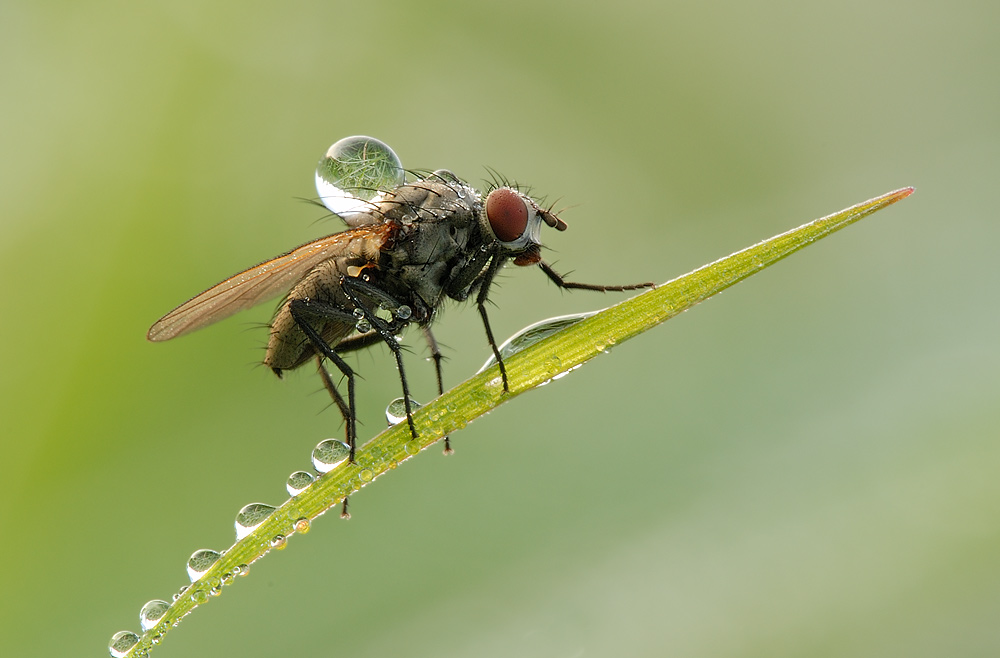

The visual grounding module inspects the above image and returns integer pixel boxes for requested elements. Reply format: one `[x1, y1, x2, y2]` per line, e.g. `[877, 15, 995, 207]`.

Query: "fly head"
[481, 186, 567, 266]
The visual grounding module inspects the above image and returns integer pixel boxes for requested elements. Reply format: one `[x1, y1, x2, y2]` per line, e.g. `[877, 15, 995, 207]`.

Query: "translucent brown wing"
[147, 224, 393, 342]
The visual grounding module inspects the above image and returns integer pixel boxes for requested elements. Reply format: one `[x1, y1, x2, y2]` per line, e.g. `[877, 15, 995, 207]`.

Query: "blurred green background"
[3, 1, 998, 656]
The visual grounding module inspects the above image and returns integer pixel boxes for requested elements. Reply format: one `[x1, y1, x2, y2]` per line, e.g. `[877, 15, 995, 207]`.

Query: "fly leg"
[320, 331, 393, 444]
[538, 261, 655, 292]
[422, 326, 453, 454]
[339, 276, 420, 442]
[474, 257, 512, 392]
[288, 299, 363, 462]
[315, 355, 350, 431]
[312, 355, 356, 519]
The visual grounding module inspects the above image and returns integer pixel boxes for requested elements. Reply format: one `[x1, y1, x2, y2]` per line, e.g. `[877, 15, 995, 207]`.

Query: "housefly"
[148, 136, 653, 462]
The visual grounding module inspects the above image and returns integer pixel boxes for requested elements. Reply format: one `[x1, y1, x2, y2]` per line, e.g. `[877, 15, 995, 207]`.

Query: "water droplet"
[395, 304, 412, 320]
[109, 630, 140, 657]
[190, 589, 209, 604]
[478, 311, 598, 373]
[386, 397, 422, 426]
[270, 534, 287, 549]
[312, 439, 350, 473]
[234, 564, 249, 577]
[294, 517, 311, 533]
[355, 319, 372, 334]
[139, 599, 170, 632]
[359, 469, 374, 482]
[235, 503, 277, 540]
[315, 136, 404, 218]
[186, 549, 221, 582]
[352, 307, 365, 319]
[404, 441, 421, 456]
[286, 470, 315, 496]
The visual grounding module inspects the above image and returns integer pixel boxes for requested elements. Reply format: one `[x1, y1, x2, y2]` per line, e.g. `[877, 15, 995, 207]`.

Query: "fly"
[148, 136, 653, 464]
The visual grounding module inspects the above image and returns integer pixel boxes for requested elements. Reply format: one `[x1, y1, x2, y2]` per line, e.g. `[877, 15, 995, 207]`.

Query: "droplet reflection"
[187, 549, 222, 582]
[139, 599, 170, 631]
[234, 503, 277, 540]
[108, 630, 140, 657]
[386, 397, 422, 426]
[312, 439, 350, 473]
[315, 136, 404, 219]
[286, 470, 314, 496]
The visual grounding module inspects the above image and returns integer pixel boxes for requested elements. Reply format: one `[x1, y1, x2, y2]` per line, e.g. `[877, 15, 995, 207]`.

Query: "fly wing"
[147, 224, 393, 342]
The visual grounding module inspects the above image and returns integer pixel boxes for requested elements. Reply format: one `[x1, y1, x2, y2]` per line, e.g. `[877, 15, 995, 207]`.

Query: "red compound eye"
[485, 188, 529, 243]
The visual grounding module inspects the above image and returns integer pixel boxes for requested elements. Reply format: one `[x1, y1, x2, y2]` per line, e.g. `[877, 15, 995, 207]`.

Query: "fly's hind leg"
[313, 355, 355, 519]
[314, 356, 349, 434]
[288, 298, 362, 462]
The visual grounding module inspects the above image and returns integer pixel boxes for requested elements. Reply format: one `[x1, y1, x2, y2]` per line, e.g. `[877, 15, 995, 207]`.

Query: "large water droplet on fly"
[478, 311, 598, 373]
[234, 503, 277, 540]
[187, 549, 222, 582]
[286, 470, 315, 496]
[315, 136, 404, 219]
[386, 397, 422, 426]
[312, 439, 351, 473]
[109, 630, 140, 657]
[139, 599, 170, 631]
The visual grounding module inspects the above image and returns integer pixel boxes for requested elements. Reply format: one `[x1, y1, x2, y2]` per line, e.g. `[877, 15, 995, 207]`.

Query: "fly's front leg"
[538, 261, 655, 292]
[475, 257, 511, 392]
[340, 276, 420, 441]
[289, 298, 361, 462]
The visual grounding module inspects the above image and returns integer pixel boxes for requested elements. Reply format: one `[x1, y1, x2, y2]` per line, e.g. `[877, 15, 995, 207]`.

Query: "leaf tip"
[891, 186, 915, 201]
[868, 186, 914, 213]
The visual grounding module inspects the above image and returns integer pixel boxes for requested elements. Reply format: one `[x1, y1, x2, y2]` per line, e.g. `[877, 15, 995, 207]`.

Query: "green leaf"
[110, 187, 913, 657]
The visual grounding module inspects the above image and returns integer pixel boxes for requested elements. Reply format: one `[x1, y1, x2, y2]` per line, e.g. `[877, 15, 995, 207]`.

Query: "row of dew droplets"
[110, 361, 484, 656]
[108, 501, 273, 655]
[110, 441, 334, 655]
[107, 546, 239, 657]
